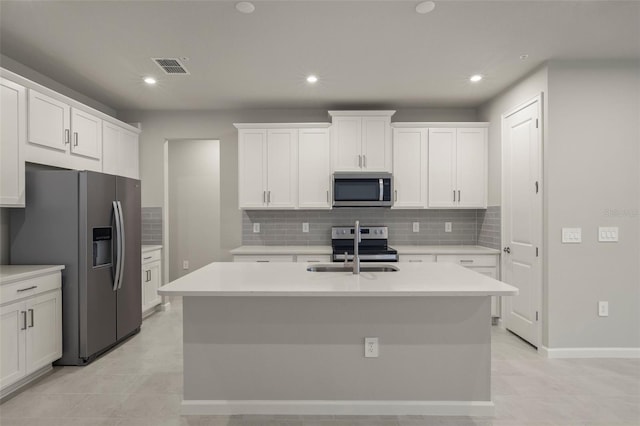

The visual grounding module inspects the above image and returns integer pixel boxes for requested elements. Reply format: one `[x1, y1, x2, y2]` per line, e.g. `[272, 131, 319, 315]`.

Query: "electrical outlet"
[598, 301, 609, 317]
[302, 222, 309, 233]
[253, 223, 260, 233]
[412, 222, 420, 233]
[182, 260, 189, 270]
[445, 222, 452, 233]
[364, 337, 379, 358]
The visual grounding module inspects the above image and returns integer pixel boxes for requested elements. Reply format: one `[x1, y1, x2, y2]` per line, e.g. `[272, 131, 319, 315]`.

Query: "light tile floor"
[1, 297, 638, 426]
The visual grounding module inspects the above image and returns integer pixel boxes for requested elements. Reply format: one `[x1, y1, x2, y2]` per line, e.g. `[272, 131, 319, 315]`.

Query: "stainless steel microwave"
[333, 172, 393, 207]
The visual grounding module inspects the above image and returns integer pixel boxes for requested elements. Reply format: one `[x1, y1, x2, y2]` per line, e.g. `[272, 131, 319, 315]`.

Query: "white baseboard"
[540, 346, 640, 359]
[182, 400, 495, 417]
[1, 365, 52, 401]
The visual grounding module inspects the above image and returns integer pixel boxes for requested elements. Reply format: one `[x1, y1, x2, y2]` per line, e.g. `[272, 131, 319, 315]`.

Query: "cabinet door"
[25, 290, 62, 373]
[428, 128, 456, 208]
[298, 128, 331, 209]
[142, 261, 161, 312]
[266, 129, 297, 209]
[0, 79, 26, 207]
[361, 117, 391, 172]
[456, 128, 487, 208]
[119, 129, 139, 180]
[238, 129, 267, 208]
[28, 89, 70, 152]
[392, 128, 427, 208]
[102, 121, 120, 176]
[331, 116, 362, 171]
[71, 108, 102, 159]
[0, 300, 26, 389]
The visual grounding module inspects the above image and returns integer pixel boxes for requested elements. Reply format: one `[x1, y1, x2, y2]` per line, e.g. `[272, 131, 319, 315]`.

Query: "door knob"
[503, 247, 511, 254]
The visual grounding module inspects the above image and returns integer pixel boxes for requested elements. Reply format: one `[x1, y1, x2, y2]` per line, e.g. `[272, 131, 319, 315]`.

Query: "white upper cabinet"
[298, 128, 331, 209]
[329, 111, 394, 172]
[392, 128, 428, 208]
[103, 121, 139, 179]
[1, 78, 26, 207]
[427, 127, 487, 209]
[28, 89, 70, 152]
[237, 125, 299, 209]
[70, 108, 102, 159]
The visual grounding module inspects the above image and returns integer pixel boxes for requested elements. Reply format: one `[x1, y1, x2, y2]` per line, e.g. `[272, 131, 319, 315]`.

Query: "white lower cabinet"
[142, 248, 162, 316]
[233, 255, 294, 263]
[398, 254, 436, 263]
[1, 269, 62, 395]
[296, 255, 331, 263]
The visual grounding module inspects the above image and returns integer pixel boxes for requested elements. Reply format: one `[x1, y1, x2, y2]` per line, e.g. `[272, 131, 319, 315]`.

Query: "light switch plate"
[445, 222, 452, 233]
[412, 222, 420, 233]
[302, 222, 309, 233]
[253, 223, 260, 233]
[562, 227, 582, 243]
[598, 227, 619, 242]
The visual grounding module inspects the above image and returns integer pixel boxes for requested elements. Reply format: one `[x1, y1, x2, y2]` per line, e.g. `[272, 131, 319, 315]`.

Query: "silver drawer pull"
[143, 256, 153, 260]
[256, 260, 270, 263]
[460, 259, 474, 263]
[17, 285, 38, 292]
[409, 259, 423, 263]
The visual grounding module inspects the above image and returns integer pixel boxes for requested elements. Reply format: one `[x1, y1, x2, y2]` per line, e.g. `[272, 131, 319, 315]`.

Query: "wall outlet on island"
[182, 260, 189, 270]
[253, 223, 260, 233]
[598, 301, 609, 317]
[302, 222, 309, 233]
[412, 222, 420, 233]
[364, 337, 379, 358]
[445, 222, 452, 233]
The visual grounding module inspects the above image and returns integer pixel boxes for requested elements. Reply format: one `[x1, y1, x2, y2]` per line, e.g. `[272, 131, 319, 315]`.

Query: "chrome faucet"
[353, 220, 361, 274]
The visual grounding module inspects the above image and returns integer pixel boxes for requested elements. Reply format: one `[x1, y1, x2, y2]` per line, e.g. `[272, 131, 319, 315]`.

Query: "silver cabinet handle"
[408, 259, 423, 263]
[28, 309, 34, 328]
[458, 190, 461, 203]
[143, 256, 152, 260]
[326, 190, 329, 203]
[363, 155, 366, 168]
[453, 190, 456, 202]
[460, 259, 474, 264]
[21, 311, 27, 330]
[358, 155, 362, 168]
[394, 190, 398, 202]
[65, 129, 70, 144]
[267, 191, 271, 203]
[263, 191, 266, 204]
[256, 260, 269, 263]
[17, 285, 37, 292]
[74, 132, 78, 147]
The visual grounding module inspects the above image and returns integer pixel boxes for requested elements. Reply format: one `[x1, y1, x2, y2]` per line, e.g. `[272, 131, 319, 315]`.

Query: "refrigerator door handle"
[116, 201, 126, 290]
[113, 201, 122, 291]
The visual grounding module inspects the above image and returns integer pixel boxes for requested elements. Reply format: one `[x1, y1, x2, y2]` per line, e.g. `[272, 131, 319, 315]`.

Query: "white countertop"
[142, 245, 163, 253]
[0, 265, 65, 285]
[159, 262, 517, 297]
[231, 245, 332, 255]
[230, 245, 500, 256]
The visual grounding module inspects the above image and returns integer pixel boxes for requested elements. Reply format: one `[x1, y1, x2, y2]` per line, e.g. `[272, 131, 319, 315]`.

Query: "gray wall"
[117, 108, 477, 261]
[168, 139, 220, 280]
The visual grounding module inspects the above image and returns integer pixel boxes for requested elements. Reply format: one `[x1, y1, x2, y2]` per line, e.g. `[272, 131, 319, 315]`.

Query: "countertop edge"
[142, 245, 163, 253]
[0, 265, 66, 284]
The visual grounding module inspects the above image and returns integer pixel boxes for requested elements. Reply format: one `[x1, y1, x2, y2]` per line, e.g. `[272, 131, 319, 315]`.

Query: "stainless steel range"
[331, 225, 398, 262]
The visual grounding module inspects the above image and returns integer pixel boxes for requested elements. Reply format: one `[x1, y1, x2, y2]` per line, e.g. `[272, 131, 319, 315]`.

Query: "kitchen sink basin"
[306, 264, 399, 272]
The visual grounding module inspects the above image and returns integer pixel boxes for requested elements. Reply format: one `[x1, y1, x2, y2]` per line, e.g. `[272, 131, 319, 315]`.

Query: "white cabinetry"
[142, 247, 162, 316]
[298, 128, 331, 209]
[329, 111, 394, 172]
[70, 108, 102, 159]
[428, 127, 487, 208]
[1, 267, 63, 397]
[103, 121, 139, 179]
[27, 89, 70, 152]
[392, 128, 428, 208]
[0, 78, 26, 207]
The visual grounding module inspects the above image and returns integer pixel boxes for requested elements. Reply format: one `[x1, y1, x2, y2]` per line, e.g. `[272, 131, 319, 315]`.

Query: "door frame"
[500, 93, 544, 349]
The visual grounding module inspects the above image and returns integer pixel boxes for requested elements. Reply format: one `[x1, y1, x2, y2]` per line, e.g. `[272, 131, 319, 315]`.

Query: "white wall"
[168, 139, 220, 280]
[545, 60, 640, 349]
[117, 108, 477, 261]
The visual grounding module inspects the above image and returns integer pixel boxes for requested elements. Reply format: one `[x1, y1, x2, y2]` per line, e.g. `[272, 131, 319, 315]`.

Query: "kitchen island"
[159, 261, 517, 416]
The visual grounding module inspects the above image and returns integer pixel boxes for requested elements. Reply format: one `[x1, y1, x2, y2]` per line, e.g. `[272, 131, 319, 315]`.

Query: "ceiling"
[1, 0, 639, 111]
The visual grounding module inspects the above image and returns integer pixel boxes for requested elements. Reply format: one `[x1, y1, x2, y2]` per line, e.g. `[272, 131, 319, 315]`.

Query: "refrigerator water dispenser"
[93, 227, 112, 267]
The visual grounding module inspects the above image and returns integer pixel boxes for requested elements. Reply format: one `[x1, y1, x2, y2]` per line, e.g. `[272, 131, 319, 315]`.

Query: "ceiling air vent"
[152, 58, 190, 75]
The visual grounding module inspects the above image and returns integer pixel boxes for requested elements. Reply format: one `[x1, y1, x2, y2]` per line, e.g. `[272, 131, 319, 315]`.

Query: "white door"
[392, 128, 427, 208]
[361, 117, 390, 171]
[0, 79, 26, 207]
[428, 128, 456, 208]
[71, 108, 102, 159]
[119, 129, 139, 179]
[266, 129, 297, 209]
[28, 89, 70, 152]
[456, 128, 487, 208]
[502, 97, 542, 347]
[298, 128, 331, 209]
[332, 116, 362, 171]
[0, 300, 26, 388]
[238, 129, 267, 208]
[25, 291, 62, 373]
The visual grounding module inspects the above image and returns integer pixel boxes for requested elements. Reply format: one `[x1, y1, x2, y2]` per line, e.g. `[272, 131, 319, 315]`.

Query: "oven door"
[333, 173, 393, 207]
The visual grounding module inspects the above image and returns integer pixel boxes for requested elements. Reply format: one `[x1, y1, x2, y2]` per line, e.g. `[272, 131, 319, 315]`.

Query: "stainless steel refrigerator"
[10, 169, 141, 365]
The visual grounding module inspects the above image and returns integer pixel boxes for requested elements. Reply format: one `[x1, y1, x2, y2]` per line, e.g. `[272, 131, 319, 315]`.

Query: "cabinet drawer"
[142, 249, 161, 264]
[233, 255, 294, 263]
[398, 254, 436, 263]
[1, 273, 61, 306]
[436, 254, 497, 267]
[296, 255, 331, 263]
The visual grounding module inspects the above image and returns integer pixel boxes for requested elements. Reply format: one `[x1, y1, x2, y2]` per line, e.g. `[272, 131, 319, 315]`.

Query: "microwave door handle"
[379, 179, 384, 201]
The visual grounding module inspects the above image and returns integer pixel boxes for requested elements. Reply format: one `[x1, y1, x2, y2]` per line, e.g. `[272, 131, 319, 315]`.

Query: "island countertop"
[159, 261, 517, 297]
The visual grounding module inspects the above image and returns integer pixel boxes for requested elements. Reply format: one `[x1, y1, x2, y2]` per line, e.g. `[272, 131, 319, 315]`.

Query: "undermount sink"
[306, 264, 399, 273]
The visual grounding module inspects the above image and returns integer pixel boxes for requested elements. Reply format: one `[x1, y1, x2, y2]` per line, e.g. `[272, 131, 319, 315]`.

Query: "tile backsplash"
[242, 208, 501, 247]
[142, 207, 162, 245]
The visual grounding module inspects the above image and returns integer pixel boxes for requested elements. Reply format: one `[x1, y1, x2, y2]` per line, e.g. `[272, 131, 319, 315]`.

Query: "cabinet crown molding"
[391, 122, 489, 128]
[233, 123, 330, 129]
[328, 110, 396, 117]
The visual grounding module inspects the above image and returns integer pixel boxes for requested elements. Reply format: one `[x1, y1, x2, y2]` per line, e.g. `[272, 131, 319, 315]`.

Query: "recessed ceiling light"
[520, 54, 529, 60]
[306, 75, 318, 84]
[236, 2, 255, 14]
[143, 77, 157, 85]
[416, 1, 436, 14]
[469, 74, 483, 83]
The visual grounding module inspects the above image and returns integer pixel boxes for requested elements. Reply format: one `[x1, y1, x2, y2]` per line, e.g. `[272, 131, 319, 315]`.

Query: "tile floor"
[1, 297, 638, 426]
